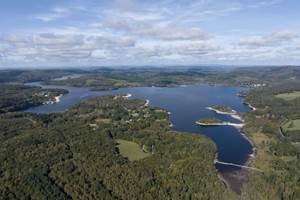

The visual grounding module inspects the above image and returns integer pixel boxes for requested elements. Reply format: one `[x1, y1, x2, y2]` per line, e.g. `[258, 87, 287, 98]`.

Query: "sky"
[0, 0, 300, 68]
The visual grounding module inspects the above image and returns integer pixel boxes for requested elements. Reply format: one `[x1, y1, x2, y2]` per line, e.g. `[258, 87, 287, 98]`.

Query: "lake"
[25, 82, 253, 191]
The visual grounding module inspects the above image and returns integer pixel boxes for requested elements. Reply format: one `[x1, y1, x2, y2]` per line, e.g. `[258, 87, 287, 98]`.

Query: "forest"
[37, 66, 300, 91]
[0, 84, 67, 113]
[0, 70, 74, 83]
[240, 78, 300, 199]
[1, 66, 300, 199]
[2, 66, 300, 90]
[0, 96, 231, 200]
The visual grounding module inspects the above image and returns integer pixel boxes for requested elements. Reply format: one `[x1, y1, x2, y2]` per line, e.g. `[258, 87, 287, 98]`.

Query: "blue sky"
[1, 0, 300, 68]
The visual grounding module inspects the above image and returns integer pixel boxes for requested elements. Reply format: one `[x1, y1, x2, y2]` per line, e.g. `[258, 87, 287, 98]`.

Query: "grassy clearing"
[250, 132, 275, 171]
[280, 156, 297, 162]
[95, 118, 111, 124]
[116, 139, 151, 161]
[275, 91, 300, 101]
[282, 119, 300, 132]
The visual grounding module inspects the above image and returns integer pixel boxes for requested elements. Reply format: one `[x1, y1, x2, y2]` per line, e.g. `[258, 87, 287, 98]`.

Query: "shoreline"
[43, 94, 63, 105]
[240, 130, 256, 159]
[240, 102, 257, 160]
[206, 104, 257, 159]
[205, 103, 258, 191]
[54, 94, 63, 103]
[145, 99, 150, 107]
[123, 93, 132, 99]
[213, 152, 231, 191]
[207, 107, 236, 115]
[230, 113, 244, 122]
[243, 102, 256, 111]
[196, 121, 245, 128]
[207, 107, 244, 122]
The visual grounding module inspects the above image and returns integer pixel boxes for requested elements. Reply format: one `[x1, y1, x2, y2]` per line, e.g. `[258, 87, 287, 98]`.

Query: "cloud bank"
[0, 0, 299, 67]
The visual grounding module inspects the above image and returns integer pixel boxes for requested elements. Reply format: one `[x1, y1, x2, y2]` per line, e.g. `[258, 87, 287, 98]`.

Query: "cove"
[25, 82, 253, 191]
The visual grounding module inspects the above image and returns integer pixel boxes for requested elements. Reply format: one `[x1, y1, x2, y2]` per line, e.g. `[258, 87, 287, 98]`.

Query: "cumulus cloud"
[102, 17, 210, 41]
[2, 28, 299, 66]
[0, 32, 137, 64]
[1, 0, 300, 66]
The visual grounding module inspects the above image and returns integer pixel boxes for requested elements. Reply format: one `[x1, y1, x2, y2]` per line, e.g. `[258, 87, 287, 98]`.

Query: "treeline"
[2, 66, 300, 90]
[0, 69, 80, 83]
[0, 96, 231, 199]
[45, 70, 208, 91]
[43, 66, 300, 91]
[201, 66, 300, 87]
[0, 84, 67, 113]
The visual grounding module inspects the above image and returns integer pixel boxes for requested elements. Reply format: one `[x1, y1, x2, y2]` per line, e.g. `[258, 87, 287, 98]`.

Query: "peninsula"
[208, 105, 237, 115]
[196, 117, 244, 128]
[207, 105, 244, 122]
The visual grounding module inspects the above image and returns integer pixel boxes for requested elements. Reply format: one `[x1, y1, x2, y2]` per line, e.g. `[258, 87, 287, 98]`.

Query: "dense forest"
[0, 84, 67, 113]
[39, 66, 300, 91]
[1, 66, 300, 199]
[0, 96, 231, 199]
[0, 70, 74, 83]
[240, 80, 300, 199]
[2, 66, 300, 90]
[45, 70, 209, 90]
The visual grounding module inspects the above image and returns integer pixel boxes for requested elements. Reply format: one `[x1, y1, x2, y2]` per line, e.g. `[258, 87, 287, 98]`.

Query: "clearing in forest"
[116, 139, 151, 161]
[282, 119, 300, 132]
[275, 91, 300, 101]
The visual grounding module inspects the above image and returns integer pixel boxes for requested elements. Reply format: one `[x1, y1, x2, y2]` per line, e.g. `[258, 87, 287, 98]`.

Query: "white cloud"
[2, 28, 300, 66]
[239, 31, 299, 47]
[36, 7, 71, 22]
[0, 32, 137, 64]
[135, 26, 210, 41]
[1, 0, 300, 67]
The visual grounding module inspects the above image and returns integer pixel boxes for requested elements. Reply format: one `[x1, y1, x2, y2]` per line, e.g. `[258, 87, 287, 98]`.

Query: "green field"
[282, 119, 300, 132]
[116, 139, 151, 161]
[275, 91, 300, 101]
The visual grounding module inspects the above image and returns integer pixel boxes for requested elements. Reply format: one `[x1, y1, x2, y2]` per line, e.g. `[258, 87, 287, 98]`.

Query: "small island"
[209, 105, 236, 115]
[196, 117, 244, 128]
[196, 117, 224, 126]
[207, 105, 245, 122]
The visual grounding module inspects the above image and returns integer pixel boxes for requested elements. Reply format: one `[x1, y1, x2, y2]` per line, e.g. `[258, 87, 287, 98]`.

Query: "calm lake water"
[25, 82, 253, 177]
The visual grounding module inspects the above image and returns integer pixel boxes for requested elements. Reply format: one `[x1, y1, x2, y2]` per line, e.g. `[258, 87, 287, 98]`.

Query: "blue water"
[25, 83, 253, 174]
